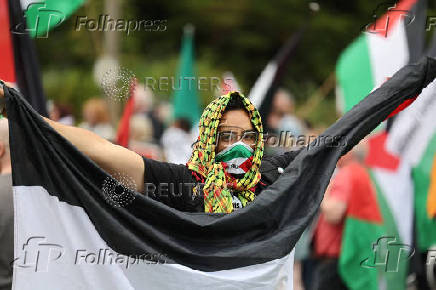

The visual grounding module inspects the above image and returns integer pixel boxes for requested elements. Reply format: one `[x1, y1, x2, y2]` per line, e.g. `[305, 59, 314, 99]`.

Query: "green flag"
[22, 0, 84, 38]
[172, 24, 201, 126]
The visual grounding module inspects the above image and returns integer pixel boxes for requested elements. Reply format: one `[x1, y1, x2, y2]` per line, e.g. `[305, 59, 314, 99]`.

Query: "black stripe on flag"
[8, 0, 48, 116]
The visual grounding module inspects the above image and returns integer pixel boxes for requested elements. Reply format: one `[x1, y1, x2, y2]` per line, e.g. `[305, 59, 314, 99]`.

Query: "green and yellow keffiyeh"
[187, 91, 264, 213]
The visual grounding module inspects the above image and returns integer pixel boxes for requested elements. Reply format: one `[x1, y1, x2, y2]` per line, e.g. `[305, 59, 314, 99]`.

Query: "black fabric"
[405, 0, 426, 64]
[5, 56, 436, 272]
[142, 149, 303, 212]
[8, 0, 47, 117]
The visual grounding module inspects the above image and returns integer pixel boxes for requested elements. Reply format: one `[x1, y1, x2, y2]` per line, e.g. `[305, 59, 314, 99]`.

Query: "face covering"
[215, 141, 254, 175]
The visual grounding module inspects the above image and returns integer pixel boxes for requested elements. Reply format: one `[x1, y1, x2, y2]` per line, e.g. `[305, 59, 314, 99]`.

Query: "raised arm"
[0, 82, 145, 193]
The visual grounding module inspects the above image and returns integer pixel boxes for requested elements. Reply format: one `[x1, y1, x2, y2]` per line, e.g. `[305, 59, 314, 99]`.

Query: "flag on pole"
[248, 29, 304, 122]
[116, 78, 137, 148]
[336, 0, 426, 114]
[172, 24, 201, 126]
[4, 57, 436, 289]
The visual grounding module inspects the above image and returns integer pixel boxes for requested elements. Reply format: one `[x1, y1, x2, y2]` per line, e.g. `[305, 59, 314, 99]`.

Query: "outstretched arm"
[0, 82, 145, 193]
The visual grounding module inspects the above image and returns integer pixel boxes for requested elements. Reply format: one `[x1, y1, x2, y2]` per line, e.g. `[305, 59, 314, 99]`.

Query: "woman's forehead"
[217, 125, 255, 132]
[219, 110, 254, 130]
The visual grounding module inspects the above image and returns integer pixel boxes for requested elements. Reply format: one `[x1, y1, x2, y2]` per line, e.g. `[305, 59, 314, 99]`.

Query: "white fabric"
[386, 79, 436, 166]
[371, 161, 414, 246]
[13, 186, 294, 290]
[367, 19, 409, 90]
[248, 62, 278, 109]
[161, 127, 195, 165]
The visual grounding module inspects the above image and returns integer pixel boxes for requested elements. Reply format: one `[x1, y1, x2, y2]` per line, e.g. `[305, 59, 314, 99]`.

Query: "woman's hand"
[0, 80, 15, 98]
[0, 80, 14, 118]
[0, 81, 5, 99]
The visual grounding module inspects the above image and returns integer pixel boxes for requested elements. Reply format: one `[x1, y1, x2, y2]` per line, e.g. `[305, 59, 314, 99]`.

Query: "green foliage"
[34, 0, 435, 126]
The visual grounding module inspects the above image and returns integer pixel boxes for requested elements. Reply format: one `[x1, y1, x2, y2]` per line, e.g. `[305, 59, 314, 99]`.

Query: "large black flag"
[4, 57, 436, 289]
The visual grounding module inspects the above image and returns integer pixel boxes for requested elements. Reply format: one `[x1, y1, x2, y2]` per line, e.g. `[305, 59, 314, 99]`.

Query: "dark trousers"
[312, 258, 348, 290]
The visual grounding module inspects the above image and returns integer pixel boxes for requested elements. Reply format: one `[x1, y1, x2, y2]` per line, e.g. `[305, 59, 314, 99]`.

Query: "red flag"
[116, 78, 137, 147]
[0, 0, 16, 83]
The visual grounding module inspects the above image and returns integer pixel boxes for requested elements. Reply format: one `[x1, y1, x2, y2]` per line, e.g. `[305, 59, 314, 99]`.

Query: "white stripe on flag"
[13, 186, 295, 290]
[386, 79, 436, 166]
[367, 19, 409, 89]
[371, 161, 414, 246]
[248, 62, 277, 108]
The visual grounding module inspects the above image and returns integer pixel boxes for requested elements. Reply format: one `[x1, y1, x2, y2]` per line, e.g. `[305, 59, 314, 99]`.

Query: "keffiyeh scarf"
[187, 91, 264, 213]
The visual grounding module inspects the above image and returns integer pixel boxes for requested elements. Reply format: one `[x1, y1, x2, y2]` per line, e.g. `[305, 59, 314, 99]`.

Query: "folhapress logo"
[361, 2, 415, 37]
[361, 236, 415, 272]
[11, 237, 64, 272]
[11, 2, 65, 38]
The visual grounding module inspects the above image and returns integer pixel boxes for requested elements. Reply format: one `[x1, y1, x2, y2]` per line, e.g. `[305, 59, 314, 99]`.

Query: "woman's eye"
[244, 133, 257, 141]
[220, 133, 231, 141]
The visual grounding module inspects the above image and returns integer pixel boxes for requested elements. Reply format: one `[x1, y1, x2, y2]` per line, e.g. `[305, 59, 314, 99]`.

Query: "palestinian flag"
[365, 132, 414, 245]
[216, 144, 253, 175]
[4, 57, 436, 289]
[340, 165, 413, 290]
[338, 162, 410, 290]
[336, 0, 426, 114]
[172, 24, 201, 126]
[339, 121, 415, 290]
[386, 75, 436, 251]
[248, 28, 304, 122]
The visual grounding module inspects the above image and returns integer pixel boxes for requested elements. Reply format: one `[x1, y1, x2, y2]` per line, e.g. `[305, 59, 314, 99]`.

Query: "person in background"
[128, 114, 163, 161]
[312, 142, 368, 290]
[0, 119, 13, 290]
[48, 101, 75, 126]
[133, 84, 164, 142]
[161, 117, 196, 164]
[267, 88, 305, 136]
[265, 89, 305, 155]
[79, 98, 114, 141]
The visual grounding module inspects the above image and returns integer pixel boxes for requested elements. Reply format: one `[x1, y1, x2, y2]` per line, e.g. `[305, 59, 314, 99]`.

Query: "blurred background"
[29, 0, 434, 126]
